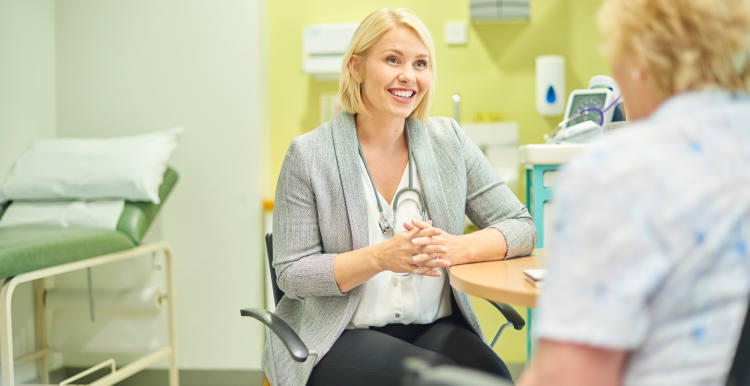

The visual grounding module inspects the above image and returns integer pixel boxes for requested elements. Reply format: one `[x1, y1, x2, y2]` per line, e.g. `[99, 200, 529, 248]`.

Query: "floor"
[27, 362, 524, 385]
[31, 368, 265, 386]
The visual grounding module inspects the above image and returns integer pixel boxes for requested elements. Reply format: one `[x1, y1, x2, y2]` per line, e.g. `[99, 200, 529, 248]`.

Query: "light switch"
[444, 21, 468, 45]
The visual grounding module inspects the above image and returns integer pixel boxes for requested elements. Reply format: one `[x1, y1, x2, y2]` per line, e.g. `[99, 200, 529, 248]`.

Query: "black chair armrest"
[240, 308, 310, 362]
[489, 302, 525, 330]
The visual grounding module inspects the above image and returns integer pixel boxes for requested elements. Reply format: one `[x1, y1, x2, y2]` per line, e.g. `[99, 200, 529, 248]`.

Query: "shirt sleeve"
[451, 118, 537, 259]
[536, 148, 671, 349]
[272, 138, 345, 299]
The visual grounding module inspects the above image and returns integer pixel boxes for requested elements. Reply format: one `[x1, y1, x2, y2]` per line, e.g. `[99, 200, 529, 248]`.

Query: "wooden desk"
[449, 249, 545, 308]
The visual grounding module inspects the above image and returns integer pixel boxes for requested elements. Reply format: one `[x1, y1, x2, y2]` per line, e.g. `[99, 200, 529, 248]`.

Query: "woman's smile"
[388, 88, 417, 103]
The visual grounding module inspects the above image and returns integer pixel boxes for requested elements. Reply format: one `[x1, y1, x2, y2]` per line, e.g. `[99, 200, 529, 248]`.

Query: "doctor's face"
[357, 27, 431, 120]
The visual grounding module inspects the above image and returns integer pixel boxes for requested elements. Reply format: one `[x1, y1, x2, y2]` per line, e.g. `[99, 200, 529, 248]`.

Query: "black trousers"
[307, 312, 513, 386]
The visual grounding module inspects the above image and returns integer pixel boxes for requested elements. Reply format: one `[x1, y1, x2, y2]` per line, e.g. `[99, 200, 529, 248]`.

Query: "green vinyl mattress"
[0, 168, 178, 279]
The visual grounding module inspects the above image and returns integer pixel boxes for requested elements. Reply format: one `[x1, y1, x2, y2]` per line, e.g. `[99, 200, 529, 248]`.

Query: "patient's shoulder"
[559, 125, 676, 205]
[560, 106, 750, 221]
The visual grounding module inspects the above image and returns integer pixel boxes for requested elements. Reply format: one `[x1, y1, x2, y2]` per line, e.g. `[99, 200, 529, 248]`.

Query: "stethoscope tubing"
[356, 121, 427, 235]
[577, 94, 622, 125]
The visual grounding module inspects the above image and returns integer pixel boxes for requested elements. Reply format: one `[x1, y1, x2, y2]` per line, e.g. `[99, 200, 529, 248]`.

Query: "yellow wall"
[268, 0, 610, 195]
[268, 0, 610, 364]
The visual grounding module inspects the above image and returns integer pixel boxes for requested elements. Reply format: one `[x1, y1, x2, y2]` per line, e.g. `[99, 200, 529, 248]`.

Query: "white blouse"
[347, 156, 452, 329]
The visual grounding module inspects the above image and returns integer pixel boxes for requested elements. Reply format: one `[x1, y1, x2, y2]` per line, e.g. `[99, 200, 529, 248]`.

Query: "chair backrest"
[726, 299, 750, 386]
[265, 233, 285, 306]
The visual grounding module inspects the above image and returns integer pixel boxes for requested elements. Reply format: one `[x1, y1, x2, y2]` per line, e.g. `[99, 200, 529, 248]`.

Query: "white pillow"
[0, 200, 125, 230]
[0, 127, 182, 204]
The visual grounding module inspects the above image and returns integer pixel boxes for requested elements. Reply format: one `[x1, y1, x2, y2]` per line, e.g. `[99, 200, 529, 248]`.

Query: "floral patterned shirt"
[537, 89, 750, 386]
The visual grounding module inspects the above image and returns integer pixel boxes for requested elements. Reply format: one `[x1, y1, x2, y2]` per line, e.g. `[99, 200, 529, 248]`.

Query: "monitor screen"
[566, 93, 608, 128]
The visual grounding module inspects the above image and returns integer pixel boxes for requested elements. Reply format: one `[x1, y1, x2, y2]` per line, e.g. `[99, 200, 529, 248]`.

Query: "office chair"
[726, 298, 750, 386]
[407, 294, 750, 386]
[241, 233, 527, 386]
[240, 234, 317, 386]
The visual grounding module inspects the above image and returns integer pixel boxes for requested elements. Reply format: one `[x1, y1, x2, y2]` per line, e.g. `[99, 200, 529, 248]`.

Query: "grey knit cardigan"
[266, 111, 537, 385]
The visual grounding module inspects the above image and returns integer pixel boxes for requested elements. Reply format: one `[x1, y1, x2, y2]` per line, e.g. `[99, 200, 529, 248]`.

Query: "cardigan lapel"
[409, 117, 453, 234]
[330, 112, 369, 251]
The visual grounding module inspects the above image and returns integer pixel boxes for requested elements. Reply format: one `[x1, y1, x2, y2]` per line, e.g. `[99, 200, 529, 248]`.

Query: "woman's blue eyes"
[386, 57, 428, 69]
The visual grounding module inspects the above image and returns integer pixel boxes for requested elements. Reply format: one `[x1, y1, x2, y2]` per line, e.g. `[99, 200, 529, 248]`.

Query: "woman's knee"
[419, 349, 458, 368]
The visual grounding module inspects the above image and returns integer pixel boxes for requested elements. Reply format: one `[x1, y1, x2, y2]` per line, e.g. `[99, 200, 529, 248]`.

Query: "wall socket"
[444, 21, 468, 45]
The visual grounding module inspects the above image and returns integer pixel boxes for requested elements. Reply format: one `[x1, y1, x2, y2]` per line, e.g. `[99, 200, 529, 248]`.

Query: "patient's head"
[338, 8, 436, 122]
[598, 0, 750, 120]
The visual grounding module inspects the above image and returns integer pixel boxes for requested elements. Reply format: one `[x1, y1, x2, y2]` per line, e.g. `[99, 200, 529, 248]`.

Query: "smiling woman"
[268, 7, 537, 386]
[339, 8, 435, 122]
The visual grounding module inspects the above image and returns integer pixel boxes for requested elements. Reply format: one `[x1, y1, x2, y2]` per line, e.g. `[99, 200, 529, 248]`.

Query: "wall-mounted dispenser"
[470, 0, 530, 21]
[303, 23, 358, 81]
[535, 55, 566, 116]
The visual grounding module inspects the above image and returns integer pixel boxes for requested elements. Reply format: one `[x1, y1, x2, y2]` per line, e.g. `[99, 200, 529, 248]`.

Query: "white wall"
[55, 0, 267, 370]
[0, 0, 56, 181]
[0, 0, 57, 382]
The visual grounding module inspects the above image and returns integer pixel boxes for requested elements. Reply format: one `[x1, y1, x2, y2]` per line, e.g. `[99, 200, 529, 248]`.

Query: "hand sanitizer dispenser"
[535, 55, 566, 117]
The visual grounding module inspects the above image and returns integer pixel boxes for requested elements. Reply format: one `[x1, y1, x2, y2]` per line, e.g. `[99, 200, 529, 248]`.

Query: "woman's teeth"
[390, 90, 414, 98]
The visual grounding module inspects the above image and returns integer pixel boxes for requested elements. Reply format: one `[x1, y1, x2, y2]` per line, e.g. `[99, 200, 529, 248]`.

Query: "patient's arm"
[518, 339, 627, 386]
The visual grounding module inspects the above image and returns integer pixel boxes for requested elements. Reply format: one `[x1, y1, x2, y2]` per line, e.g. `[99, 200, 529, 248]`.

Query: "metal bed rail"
[0, 242, 179, 386]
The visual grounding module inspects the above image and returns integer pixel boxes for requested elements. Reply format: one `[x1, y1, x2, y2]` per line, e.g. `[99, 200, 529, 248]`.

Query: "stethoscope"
[356, 121, 427, 236]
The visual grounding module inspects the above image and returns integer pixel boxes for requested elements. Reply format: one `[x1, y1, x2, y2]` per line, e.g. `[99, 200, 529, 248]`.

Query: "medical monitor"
[563, 89, 615, 129]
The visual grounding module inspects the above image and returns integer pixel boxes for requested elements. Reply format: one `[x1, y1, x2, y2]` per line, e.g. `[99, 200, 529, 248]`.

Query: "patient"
[519, 0, 750, 385]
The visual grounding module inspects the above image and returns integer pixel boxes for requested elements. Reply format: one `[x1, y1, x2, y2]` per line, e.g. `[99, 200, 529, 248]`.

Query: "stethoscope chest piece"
[379, 216, 394, 235]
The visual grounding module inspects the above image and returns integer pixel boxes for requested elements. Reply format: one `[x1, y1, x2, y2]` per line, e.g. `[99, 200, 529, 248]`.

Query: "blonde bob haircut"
[598, 0, 750, 100]
[338, 8, 436, 121]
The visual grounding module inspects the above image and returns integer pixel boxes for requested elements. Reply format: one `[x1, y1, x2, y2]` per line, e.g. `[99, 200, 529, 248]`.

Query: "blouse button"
[392, 280, 398, 287]
[395, 313, 401, 318]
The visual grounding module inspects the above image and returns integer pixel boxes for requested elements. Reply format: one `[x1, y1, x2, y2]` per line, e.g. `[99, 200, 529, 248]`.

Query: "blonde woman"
[519, 0, 750, 385]
[270, 7, 536, 386]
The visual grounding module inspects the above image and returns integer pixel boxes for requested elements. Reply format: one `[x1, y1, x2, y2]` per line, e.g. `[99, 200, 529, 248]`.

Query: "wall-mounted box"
[470, 0, 531, 22]
[303, 23, 358, 81]
[444, 21, 468, 45]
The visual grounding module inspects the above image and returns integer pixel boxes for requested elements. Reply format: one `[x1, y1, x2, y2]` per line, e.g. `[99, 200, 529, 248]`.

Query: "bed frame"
[0, 242, 179, 386]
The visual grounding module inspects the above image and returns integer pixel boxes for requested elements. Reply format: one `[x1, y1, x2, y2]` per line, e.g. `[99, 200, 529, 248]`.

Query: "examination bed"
[0, 168, 179, 386]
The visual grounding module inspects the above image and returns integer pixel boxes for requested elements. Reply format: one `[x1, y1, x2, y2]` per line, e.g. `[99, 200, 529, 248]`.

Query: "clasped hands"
[374, 219, 466, 277]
